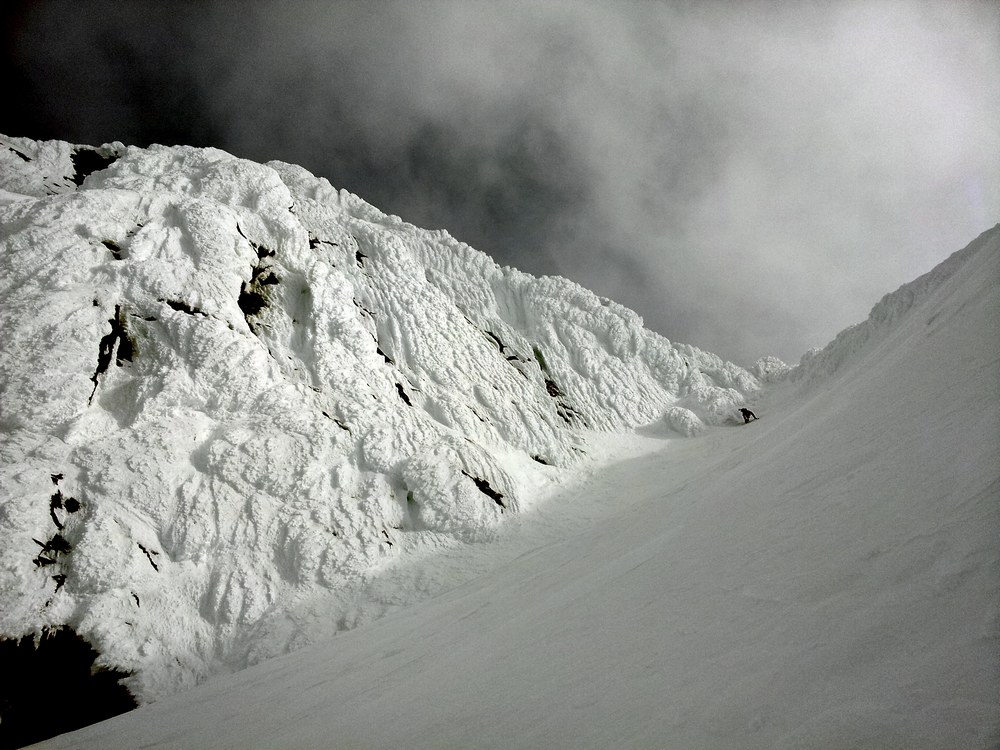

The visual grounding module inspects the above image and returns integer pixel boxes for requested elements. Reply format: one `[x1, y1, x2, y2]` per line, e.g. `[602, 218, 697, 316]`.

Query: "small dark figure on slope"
[739, 407, 758, 424]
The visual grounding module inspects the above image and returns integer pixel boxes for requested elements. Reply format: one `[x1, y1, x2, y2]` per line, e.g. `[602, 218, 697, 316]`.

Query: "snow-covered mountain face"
[0, 135, 765, 703]
[29, 212, 1000, 750]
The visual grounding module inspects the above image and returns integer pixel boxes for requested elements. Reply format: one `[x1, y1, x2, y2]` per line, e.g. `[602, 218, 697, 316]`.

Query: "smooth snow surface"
[0, 135, 763, 704]
[21, 150, 1000, 747]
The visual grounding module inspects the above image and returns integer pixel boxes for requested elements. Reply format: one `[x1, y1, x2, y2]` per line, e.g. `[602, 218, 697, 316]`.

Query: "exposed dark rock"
[461, 471, 507, 509]
[70, 147, 118, 186]
[100, 239, 125, 260]
[0, 627, 136, 750]
[161, 298, 208, 317]
[88, 305, 135, 405]
[395, 383, 412, 406]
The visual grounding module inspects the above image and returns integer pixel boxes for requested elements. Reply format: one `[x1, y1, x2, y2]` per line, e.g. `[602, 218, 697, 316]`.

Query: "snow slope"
[0, 135, 762, 705]
[30, 228, 1000, 744]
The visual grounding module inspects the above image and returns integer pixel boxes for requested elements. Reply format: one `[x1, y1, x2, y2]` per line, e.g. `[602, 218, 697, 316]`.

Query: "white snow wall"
[0, 136, 760, 701]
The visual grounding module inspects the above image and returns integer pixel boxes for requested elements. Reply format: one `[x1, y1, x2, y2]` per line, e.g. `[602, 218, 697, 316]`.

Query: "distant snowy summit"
[0, 135, 766, 701]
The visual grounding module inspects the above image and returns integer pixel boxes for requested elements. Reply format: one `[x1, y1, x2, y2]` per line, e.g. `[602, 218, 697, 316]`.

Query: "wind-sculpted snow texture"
[0, 135, 759, 701]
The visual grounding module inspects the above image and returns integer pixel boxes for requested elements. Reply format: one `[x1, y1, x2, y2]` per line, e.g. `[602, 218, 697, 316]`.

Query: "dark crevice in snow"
[88, 305, 135, 405]
[541, 376, 587, 427]
[555, 401, 587, 427]
[161, 298, 209, 318]
[31, 533, 71, 569]
[137, 544, 160, 572]
[235, 225, 276, 260]
[321, 412, 351, 432]
[395, 383, 413, 406]
[238, 286, 268, 319]
[309, 235, 339, 251]
[239, 250, 280, 330]
[100, 239, 125, 260]
[47, 476, 80, 535]
[0, 627, 136, 750]
[70, 147, 119, 187]
[532, 345, 550, 374]
[483, 330, 507, 353]
[461, 471, 507, 509]
[49, 492, 65, 529]
[6, 145, 31, 162]
[377, 346, 394, 365]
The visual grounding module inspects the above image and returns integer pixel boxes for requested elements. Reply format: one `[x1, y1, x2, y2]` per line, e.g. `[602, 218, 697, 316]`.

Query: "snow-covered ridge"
[0, 135, 761, 701]
[790, 222, 1000, 386]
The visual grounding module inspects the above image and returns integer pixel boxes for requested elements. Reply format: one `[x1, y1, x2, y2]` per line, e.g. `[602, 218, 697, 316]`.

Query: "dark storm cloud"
[4, 0, 999, 364]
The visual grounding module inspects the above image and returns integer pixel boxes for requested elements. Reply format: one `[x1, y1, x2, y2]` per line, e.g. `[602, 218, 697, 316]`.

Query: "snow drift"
[0, 135, 761, 704]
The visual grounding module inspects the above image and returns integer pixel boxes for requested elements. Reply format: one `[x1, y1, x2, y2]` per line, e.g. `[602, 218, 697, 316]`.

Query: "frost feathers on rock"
[0, 135, 759, 701]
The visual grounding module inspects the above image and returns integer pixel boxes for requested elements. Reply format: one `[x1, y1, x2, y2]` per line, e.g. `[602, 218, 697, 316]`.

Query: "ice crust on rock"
[0, 135, 760, 701]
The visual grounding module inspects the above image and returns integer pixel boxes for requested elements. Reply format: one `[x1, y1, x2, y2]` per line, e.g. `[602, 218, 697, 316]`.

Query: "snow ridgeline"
[789, 223, 1000, 387]
[0, 135, 764, 701]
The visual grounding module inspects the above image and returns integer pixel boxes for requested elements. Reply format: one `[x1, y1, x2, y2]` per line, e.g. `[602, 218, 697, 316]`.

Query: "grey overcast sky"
[3, 0, 999, 365]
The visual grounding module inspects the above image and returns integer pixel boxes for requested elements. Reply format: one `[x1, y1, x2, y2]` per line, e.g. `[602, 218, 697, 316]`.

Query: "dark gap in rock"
[251, 269, 279, 286]
[309, 236, 339, 250]
[395, 383, 412, 406]
[137, 543, 159, 571]
[0, 627, 136, 749]
[353, 299, 375, 318]
[531, 455, 552, 465]
[70, 147, 118, 186]
[556, 401, 588, 428]
[50, 474, 63, 485]
[532, 345, 550, 373]
[49, 491, 64, 529]
[64, 497, 81, 513]
[461, 471, 506, 509]
[356, 250, 367, 267]
[238, 284, 267, 318]
[7, 145, 31, 162]
[321, 412, 351, 432]
[545, 378, 563, 398]
[100, 240, 124, 260]
[33, 533, 71, 559]
[161, 298, 208, 317]
[114, 312, 134, 366]
[483, 330, 506, 353]
[377, 347, 394, 365]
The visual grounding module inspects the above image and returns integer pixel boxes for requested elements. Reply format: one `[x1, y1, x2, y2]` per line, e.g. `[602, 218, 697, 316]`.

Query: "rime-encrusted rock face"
[0, 135, 760, 701]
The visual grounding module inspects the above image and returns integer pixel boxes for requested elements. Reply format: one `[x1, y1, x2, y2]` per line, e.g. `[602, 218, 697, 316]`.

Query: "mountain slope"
[32, 225, 1000, 748]
[0, 134, 762, 708]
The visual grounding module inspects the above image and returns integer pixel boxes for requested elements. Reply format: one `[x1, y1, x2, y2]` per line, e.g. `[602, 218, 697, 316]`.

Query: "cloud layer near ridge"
[4, 0, 999, 363]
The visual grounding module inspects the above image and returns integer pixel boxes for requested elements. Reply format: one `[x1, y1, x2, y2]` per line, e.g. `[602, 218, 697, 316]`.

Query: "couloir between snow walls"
[2, 135, 999, 749]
